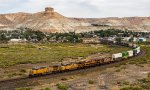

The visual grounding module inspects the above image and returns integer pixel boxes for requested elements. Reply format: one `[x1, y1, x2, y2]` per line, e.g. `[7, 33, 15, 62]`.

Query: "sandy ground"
[30, 64, 150, 90]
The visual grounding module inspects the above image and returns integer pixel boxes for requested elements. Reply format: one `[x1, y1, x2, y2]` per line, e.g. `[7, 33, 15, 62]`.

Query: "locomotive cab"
[29, 66, 48, 77]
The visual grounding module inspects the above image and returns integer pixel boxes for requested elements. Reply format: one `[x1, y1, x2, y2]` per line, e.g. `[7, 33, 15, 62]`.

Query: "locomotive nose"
[29, 69, 33, 76]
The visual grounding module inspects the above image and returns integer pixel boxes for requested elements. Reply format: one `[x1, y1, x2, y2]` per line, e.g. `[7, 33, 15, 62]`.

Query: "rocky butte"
[0, 7, 150, 33]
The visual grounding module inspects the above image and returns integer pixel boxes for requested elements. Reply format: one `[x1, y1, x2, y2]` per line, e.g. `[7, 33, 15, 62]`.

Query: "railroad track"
[0, 50, 145, 90]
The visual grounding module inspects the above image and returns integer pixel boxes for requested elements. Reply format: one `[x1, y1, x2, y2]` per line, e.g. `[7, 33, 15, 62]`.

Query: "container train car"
[112, 46, 140, 61]
[29, 39, 141, 77]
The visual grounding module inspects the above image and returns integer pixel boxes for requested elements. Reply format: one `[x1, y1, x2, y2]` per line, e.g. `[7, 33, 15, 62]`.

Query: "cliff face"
[0, 7, 150, 33]
[75, 17, 150, 31]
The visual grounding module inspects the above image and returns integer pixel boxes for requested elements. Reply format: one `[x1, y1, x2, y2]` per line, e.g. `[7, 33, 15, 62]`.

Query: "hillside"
[0, 7, 150, 33]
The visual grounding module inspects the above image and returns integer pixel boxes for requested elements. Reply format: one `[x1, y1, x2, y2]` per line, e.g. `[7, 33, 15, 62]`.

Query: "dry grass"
[0, 43, 130, 68]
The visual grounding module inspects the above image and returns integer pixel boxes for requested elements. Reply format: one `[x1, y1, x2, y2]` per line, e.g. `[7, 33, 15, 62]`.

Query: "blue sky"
[0, 0, 150, 18]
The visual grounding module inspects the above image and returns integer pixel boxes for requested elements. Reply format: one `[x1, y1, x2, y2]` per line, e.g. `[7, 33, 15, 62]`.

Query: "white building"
[138, 38, 146, 42]
[133, 37, 138, 42]
[122, 37, 131, 41]
[9, 39, 27, 43]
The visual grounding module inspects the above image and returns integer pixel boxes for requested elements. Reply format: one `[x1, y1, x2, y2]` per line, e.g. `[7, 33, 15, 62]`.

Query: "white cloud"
[0, 0, 150, 17]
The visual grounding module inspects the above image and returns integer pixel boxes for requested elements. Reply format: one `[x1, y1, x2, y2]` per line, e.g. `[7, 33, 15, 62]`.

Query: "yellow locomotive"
[29, 61, 80, 76]
[29, 66, 49, 76]
[29, 57, 112, 76]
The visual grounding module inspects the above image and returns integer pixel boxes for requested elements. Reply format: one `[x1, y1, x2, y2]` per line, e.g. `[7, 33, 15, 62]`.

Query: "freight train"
[29, 39, 141, 77]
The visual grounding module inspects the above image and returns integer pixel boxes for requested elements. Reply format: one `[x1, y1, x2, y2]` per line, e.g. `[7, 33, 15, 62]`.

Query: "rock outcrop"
[0, 7, 150, 33]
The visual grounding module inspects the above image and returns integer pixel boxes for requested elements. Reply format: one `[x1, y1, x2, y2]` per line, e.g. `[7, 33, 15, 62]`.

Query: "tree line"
[0, 28, 149, 43]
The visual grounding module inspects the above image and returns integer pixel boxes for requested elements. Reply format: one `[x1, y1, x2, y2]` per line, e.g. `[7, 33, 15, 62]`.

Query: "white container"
[112, 53, 122, 59]
[137, 47, 140, 54]
[127, 50, 133, 57]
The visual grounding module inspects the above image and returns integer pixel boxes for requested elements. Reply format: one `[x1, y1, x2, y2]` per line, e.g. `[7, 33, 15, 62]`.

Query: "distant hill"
[0, 7, 150, 33]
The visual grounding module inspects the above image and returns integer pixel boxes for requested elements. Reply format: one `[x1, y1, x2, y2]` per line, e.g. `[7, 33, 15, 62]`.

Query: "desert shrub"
[141, 84, 150, 89]
[8, 72, 20, 77]
[120, 86, 142, 90]
[148, 73, 150, 77]
[139, 77, 150, 89]
[0, 46, 9, 48]
[25, 44, 35, 48]
[115, 69, 121, 72]
[139, 77, 150, 83]
[56, 83, 68, 90]
[15, 87, 31, 90]
[61, 77, 68, 81]
[43, 88, 51, 90]
[88, 80, 95, 84]
[122, 81, 130, 85]
[20, 69, 26, 73]
[115, 64, 121, 67]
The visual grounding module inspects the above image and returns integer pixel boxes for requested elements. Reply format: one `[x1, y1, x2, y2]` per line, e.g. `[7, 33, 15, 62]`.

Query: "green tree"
[129, 37, 134, 42]
[116, 37, 122, 43]
[0, 34, 9, 42]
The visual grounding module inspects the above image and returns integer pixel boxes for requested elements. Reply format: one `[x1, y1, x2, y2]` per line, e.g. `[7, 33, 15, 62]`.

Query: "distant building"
[8, 39, 27, 43]
[48, 39, 57, 43]
[133, 37, 138, 42]
[138, 37, 146, 42]
[122, 37, 131, 41]
[82, 38, 100, 44]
